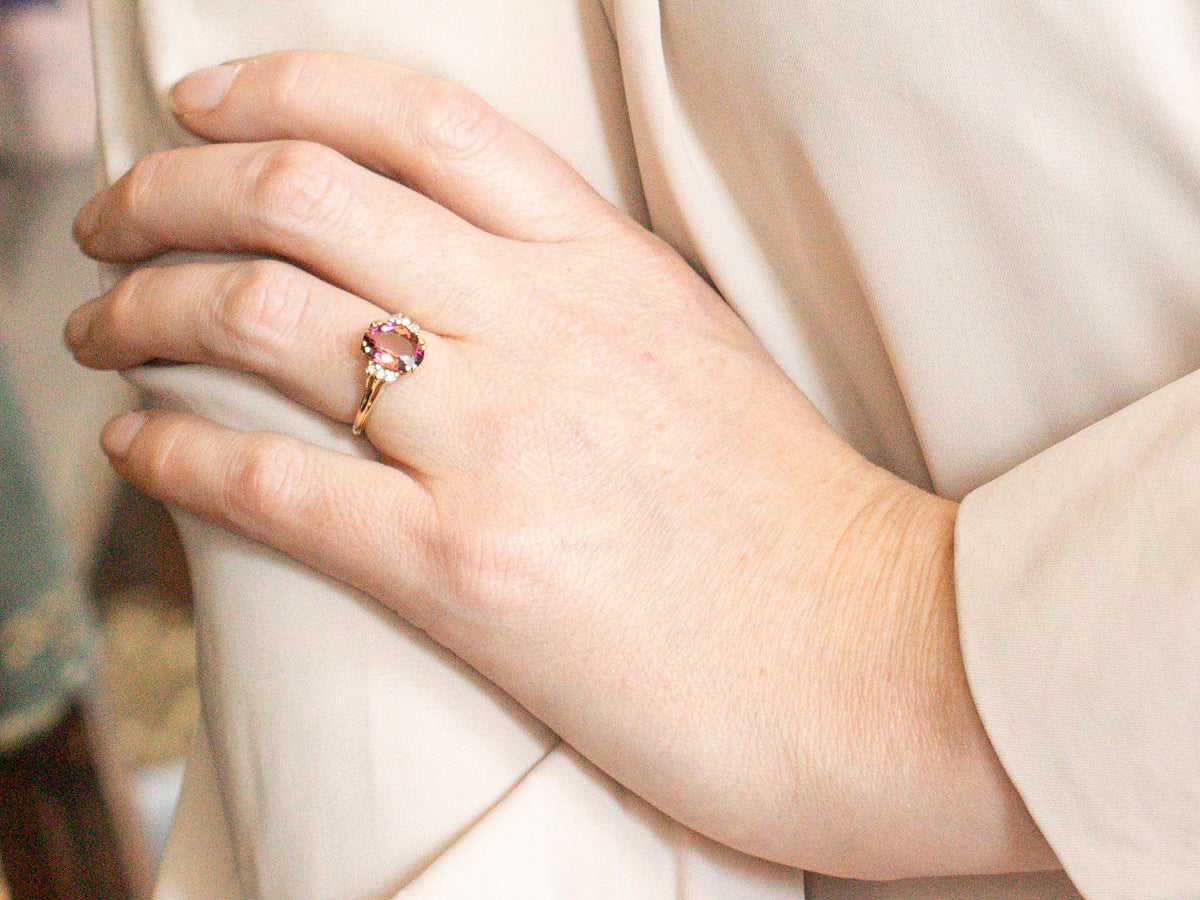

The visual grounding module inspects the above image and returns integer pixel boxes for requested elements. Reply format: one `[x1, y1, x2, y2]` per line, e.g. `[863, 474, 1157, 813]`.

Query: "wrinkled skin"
[67, 51, 1056, 880]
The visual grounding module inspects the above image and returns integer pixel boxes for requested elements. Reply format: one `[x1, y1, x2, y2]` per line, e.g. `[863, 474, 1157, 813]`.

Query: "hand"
[67, 51, 1054, 879]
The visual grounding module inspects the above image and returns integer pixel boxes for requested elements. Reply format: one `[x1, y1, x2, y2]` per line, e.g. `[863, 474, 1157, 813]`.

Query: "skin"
[67, 51, 1057, 880]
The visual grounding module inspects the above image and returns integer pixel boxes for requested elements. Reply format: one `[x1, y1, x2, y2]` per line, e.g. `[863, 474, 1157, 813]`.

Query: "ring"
[352, 313, 425, 435]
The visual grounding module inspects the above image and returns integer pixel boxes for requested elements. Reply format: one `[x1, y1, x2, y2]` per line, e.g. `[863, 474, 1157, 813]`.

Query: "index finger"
[169, 51, 626, 243]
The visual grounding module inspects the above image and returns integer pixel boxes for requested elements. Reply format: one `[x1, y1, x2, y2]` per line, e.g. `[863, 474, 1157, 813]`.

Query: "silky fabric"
[87, 0, 1199, 898]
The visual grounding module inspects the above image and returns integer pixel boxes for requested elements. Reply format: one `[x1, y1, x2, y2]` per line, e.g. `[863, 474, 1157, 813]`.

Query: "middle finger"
[73, 140, 501, 336]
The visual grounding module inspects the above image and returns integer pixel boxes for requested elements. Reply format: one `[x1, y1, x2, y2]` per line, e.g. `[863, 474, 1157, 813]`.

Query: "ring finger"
[66, 258, 469, 468]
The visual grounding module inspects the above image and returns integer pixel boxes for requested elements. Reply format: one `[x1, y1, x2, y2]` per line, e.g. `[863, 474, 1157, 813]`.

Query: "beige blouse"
[89, 0, 1199, 897]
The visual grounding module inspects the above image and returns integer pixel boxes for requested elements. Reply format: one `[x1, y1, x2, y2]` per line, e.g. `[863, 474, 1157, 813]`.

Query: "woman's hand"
[67, 51, 1054, 879]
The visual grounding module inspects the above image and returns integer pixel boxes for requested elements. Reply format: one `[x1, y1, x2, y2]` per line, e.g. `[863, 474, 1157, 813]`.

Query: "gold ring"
[353, 314, 425, 435]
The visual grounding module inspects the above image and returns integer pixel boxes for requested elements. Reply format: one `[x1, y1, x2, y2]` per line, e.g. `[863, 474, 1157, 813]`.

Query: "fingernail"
[64, 302, 95, 350]
[170, 62, 241, 115]
[101, 411, 148, 458]
[74, 195, 102, 242]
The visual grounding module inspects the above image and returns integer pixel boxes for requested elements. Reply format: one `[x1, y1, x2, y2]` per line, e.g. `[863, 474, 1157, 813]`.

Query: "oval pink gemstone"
[362, 320, 424, 372]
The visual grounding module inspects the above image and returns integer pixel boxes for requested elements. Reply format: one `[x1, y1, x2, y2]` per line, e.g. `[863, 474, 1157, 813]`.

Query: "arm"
[68, 51, 1055, 880]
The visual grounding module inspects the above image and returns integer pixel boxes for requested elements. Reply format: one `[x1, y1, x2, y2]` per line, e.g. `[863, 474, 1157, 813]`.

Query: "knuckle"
[445, 515, 567, 625]
[406, 78, 504, 161]
[210, 260, 310, 361]
[260, 50, 325, 116]
[121, 151, 172, 224]
[435, 524, 532, 618]
[519, 278, 609, 361]
[579, 236, 710, 325]
[106, 267, 154, 333]
[137, 416, 188, 490]
[224, 433, 306, 530]
[245, 140, 357, 234]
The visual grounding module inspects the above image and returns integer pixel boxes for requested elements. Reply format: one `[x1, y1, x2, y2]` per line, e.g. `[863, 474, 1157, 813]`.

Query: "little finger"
[101, 410, 439, 614]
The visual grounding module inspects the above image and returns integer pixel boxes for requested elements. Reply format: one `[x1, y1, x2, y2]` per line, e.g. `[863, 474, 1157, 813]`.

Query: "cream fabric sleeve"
[956, 372, 1200, 899]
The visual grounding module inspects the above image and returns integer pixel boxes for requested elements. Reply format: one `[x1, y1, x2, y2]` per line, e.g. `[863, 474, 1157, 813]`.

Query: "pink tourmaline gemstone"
[362, 321, 424, 372]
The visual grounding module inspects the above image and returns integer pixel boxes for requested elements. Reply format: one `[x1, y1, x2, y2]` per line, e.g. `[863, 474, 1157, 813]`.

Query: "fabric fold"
[957, 369, 1200, 899]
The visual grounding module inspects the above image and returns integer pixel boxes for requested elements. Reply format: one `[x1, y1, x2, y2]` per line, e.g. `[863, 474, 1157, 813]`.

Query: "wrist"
[807, 471, 1056, 877]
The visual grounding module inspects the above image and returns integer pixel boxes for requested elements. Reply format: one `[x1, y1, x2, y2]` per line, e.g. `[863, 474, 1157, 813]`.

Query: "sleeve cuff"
[956, 369, 1200, 899]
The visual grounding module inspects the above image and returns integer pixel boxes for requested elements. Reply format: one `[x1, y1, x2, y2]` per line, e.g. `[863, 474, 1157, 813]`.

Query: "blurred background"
[1, 0, 198, 896]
